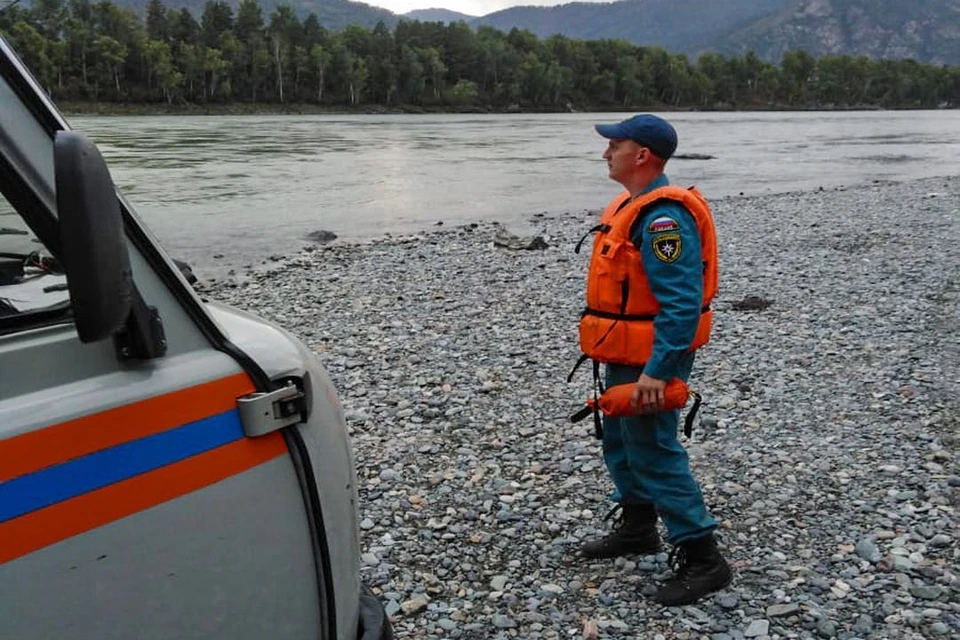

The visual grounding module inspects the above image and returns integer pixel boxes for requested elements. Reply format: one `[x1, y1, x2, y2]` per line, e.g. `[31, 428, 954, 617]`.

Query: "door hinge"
[237, 382, 306, 437]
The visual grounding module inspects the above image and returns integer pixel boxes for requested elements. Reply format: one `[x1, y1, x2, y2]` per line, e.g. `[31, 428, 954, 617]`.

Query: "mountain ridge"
[103, 0, 960, 64]
[403, 7, 476, 23]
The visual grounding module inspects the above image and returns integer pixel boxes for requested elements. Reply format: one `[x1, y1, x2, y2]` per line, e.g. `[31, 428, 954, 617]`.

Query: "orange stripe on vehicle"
[0, 431, 287, 564]
[0, 373, 254, 483]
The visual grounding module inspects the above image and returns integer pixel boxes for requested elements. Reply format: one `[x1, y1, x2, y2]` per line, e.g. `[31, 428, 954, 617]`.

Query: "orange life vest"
[579, 185, 719, 366]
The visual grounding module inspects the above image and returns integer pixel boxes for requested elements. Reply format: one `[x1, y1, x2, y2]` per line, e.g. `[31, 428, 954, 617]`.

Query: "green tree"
[144, 38, 180, 102]
[176, 42, 202, 99]
[348, 55, 367, 104]
[145, 0, 168, 41]
[31, 0, 67, 40]
[9, 21, 54, 89]
[200, 0, 233, 49]
[64, 0, 96, 90]
[781, 50, 815, 105]
[450, 78, 477, 105]
[202, 46, 227, 99]
[309, 43, 330, 102]
[420, 46, 445, 101]
[171, 8, 199, 45]
[396, 43, 424, 103]
[233, 0, 265, 101]
[235, 0, 262, 42]
[441, 20, 477, 84]
[267, 4, 298, 102]
[217, 30, 240, 97]
[302, 14, 327, 49]
[92, 33, 126, 95]
[366, 21, 396, 104]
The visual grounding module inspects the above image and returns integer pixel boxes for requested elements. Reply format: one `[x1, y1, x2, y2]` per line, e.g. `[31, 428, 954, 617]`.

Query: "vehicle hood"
[205, 300, 314, 379]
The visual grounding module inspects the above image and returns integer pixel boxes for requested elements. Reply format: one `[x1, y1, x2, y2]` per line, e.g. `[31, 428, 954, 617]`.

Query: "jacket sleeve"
[631, 202, 703, 380]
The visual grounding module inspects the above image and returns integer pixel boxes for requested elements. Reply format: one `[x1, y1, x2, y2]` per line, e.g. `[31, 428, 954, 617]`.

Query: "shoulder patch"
[648, 215, 680, 233]
[651, 233, 682, 263]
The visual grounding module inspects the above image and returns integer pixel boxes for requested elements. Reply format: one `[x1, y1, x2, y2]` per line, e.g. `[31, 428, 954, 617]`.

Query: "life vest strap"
[574, 223, 611, 254]
[566, 353, 590, 383]
[569, 404, 593, 423]
[592, 359, 603, 439]
[582, 308, 656, 322]
[582, 304, 712, 322]
[683, 390, 702, 438]
[567, 356, 605, 440]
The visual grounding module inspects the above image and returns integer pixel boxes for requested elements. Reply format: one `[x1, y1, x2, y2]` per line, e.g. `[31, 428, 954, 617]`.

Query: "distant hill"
[717, 0, 960, 65]
[403, 8, 476, 23]
[475, 0, 796, 53]
[103, 0, 960, 64]
[116, 0, 399, 30]
[473, 0, 960, 64]
[285, 0, 396, 29]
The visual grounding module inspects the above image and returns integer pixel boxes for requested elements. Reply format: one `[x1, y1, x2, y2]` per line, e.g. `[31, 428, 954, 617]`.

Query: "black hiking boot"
[654, 534, 732, 606]
[581, 503, 662, 559]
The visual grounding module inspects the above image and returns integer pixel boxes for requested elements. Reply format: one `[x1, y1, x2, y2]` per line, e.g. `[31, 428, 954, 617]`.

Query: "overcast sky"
[364, 0, 611, 17]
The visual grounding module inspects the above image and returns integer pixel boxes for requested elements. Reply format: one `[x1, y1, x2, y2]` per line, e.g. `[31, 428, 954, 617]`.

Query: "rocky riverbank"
[201, 176, 959, 640]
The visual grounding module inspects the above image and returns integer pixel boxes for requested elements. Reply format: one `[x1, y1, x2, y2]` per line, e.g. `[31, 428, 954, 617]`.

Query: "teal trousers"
[603, 354, 717, 544]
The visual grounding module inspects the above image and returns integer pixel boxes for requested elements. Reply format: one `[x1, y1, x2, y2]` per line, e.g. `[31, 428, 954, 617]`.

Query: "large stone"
[493, 230, 549, 250]
[400, 594, 430, 615]
[673, 153, 716, 160]
[305, 229, 338, 243]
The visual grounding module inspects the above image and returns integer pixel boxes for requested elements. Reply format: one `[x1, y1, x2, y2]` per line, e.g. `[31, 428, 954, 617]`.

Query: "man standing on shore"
[575, 114, 731, 606]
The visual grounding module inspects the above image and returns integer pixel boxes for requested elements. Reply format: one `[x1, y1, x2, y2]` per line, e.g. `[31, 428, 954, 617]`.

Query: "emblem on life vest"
[652, 233, 682, 263]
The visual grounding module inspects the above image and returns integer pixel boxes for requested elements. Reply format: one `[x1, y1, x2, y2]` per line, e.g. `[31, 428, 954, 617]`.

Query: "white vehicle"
[0, 36, 391, 640]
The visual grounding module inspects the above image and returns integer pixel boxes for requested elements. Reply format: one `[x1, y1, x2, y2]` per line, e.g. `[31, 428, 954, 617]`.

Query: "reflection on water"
[68, 110, 960, 276]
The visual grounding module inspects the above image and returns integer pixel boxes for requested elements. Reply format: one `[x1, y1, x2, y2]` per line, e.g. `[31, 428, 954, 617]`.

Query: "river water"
[69, 110, 960, 276]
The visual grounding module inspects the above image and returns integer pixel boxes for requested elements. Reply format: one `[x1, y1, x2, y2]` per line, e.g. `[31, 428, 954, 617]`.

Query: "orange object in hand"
[590, 378, 692, 416]
[571, 378, 702, 438]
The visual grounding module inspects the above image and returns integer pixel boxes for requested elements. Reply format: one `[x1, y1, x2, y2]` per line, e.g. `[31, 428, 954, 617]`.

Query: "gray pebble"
[767, 603, 801, 617]
[855, 537, 881, 563]
[437, 618, 457, 631]
[203, 177, 960, 640]
[491, 614, 516, 628]
[929, 534, 952, 548]
[910, 585, 945, 600]
[816, 619, 837, 638]
[853, 614, 873, 634]
[744, 619, 769, 637]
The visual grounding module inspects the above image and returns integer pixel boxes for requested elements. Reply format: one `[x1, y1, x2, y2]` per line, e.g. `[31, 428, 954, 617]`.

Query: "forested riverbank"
[3, 0, 957, 113]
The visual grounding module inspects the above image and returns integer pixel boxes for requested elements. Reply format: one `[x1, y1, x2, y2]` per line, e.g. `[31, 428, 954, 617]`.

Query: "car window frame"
[0, 74, 73, 333]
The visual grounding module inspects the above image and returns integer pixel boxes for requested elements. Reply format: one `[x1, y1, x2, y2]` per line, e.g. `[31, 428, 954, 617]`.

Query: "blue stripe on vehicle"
[0, 410, 244, 523]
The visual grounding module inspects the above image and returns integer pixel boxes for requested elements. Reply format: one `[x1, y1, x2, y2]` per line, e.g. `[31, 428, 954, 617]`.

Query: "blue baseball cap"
[595, 114, 678, 160]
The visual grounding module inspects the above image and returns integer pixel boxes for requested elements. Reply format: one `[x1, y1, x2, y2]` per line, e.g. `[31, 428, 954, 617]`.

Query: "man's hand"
[631, 374, 667, 412]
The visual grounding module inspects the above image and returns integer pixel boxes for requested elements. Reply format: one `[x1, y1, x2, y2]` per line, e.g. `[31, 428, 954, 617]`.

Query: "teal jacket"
[626, 174, 704, 380]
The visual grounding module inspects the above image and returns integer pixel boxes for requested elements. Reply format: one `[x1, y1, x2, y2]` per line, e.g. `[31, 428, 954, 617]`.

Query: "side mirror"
[54, 130, 133, 343]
